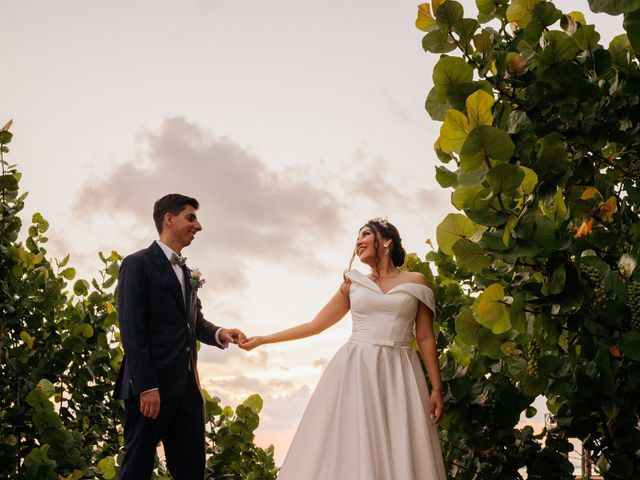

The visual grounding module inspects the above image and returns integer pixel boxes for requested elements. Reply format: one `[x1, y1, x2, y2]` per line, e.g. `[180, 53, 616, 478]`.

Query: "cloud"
[202, 373, 311, 430]
[344, 149, 412, 205]
[74, 117, 345, 291]
[260, 385, 311, 430]
[70, 118, 450, 297]
[312, 357, 328, 369]
[415, 186, 450, 215]
[199, 344, 270, 368]
[341, 147, 448, 218]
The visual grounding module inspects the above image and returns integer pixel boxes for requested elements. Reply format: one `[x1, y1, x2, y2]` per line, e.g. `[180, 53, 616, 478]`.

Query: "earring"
[384, 244, 390, 255]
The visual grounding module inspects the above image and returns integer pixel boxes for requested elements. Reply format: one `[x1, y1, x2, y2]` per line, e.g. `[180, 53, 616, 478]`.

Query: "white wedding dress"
[278, 269, 447, 479]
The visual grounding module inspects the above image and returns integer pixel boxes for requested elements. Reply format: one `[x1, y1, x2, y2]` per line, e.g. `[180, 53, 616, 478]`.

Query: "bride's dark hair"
[341, 218, 406, 292]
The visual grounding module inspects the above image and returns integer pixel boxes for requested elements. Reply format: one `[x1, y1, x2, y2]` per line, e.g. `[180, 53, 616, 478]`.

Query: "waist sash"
[348, 336, 413, 348]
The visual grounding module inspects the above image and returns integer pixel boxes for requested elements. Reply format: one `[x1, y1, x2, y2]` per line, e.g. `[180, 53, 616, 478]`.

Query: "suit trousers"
[117, 373, 205, 480]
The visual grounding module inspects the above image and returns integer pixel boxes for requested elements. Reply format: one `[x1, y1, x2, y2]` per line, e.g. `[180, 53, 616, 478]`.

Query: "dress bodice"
[346, 270, 436, 346]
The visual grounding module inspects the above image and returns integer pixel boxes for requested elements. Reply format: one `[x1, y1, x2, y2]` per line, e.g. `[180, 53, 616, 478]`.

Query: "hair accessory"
[371, 216, 390, 228]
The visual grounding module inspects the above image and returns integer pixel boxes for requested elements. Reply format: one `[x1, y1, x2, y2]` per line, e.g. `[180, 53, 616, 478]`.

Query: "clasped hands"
[221, 327, 262, 351]
[219, 328, 262, 350]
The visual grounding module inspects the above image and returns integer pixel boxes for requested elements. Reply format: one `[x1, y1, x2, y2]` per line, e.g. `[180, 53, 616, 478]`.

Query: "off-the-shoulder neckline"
[347, 269, 431, 296]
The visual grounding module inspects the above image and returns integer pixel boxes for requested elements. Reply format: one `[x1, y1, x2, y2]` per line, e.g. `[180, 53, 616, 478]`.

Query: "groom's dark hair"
[153, 193, 200, 233]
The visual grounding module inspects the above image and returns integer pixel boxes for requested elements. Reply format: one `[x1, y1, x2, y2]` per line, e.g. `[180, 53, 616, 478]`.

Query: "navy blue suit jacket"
[114, 241, 224, 402]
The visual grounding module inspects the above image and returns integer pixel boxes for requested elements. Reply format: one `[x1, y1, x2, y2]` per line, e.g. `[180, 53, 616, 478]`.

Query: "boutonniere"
[189, 267, 206, 290]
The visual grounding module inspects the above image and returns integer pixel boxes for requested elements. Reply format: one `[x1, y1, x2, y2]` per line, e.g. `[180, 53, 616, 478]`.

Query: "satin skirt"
[278, 338, 447, 479]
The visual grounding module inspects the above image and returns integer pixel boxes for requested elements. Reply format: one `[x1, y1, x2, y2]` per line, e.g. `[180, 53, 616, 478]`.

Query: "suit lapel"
[147, 242, 187, 313]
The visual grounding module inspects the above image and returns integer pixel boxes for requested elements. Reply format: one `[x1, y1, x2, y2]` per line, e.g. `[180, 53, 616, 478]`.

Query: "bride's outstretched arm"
[239, 283, 351, 351]
[415, 294, 445, 424]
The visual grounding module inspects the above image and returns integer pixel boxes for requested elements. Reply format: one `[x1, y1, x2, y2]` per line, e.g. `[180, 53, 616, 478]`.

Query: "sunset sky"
[5, 0, 622, 465]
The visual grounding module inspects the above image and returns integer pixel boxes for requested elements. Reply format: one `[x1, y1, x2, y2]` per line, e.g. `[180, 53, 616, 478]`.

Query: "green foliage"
[588, 0, 640, 15]
[0, 121, 122, 478]
[205, 393, 278, 479]
[415, 0, 640, 477]
[0, 123, 276, 478]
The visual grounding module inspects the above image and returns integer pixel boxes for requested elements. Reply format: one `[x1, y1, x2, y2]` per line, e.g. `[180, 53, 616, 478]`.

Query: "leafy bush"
[205, 393, 277, 480]
[0, 122, 276, 479]
[413, 1, 640, 478]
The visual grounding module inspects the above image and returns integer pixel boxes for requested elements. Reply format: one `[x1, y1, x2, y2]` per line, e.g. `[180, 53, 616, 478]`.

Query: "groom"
[114, 194, 245, 480]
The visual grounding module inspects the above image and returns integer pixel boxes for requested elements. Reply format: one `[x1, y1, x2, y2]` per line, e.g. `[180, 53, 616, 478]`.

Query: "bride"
[239, 218, 447, 479]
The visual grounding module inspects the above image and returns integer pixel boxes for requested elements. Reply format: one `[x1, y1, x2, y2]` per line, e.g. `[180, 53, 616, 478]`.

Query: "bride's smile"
[355, 227, 377, 263]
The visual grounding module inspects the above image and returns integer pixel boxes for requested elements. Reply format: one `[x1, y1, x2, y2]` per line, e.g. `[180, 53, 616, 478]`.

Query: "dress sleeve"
[398, 284, 436, 319]
[345, 269, 378, 293]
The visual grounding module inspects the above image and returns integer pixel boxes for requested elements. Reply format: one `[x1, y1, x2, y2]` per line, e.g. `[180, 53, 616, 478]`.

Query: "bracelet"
[432, 386, 442, 391]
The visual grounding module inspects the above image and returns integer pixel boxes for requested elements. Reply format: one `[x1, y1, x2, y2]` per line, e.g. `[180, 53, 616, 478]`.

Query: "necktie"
[170, 252, 187, 267]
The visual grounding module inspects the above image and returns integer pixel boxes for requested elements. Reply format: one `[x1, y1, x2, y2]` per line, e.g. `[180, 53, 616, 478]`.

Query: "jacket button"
[186, 346, 191, 352]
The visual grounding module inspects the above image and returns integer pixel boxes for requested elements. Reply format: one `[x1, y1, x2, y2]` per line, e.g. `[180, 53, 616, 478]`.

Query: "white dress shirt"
[156, 240, 187, 302]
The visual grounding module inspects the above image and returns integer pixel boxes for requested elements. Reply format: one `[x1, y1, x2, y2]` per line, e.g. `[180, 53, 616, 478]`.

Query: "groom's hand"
[140, 390, 161, 419]
[219, 328, 246, 345]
